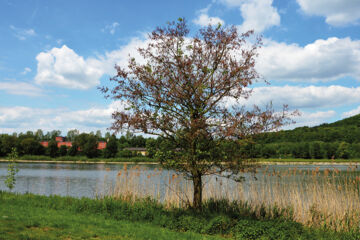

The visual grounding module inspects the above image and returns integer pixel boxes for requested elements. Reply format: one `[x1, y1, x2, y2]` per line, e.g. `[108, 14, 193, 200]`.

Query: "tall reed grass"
[108, 164, 360, 232]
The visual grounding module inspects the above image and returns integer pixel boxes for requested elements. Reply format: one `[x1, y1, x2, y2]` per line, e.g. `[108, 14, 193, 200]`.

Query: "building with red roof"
[40, 137, 107, 150]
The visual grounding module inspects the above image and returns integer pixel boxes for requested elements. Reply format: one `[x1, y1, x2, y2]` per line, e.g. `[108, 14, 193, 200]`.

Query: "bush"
[205, 215, 234, 234]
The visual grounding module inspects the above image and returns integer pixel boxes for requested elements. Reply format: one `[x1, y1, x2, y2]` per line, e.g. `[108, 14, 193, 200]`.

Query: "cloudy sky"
[0, 0, 359, 135]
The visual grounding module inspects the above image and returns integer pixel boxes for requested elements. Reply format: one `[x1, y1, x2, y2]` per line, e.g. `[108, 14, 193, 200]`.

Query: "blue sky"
[0, 0, 359, 135]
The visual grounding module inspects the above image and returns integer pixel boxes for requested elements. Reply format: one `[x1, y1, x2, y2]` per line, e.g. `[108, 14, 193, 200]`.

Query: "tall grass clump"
[107, 164, 360, 232]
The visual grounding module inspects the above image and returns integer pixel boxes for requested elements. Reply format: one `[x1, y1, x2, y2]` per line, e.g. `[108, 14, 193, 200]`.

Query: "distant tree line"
[0, 129, 153, 159]
[240, 141, 357, 159]
[2, 114, 360, 160]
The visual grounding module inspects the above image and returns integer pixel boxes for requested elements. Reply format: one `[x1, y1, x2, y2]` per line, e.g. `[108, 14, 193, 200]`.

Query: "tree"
[309, 141, 324, 159]
[74, 133, 89, 150]
[59, 145, 68, 156]
[67, 129, 80, 142]
[337, 142, 350, 159]
[34, 129, 44, 141]
[105, 132, 111, 140]
[146, 138, 157, 158]
[47, 140, 58, 158]
[83, 135, 99, 158]
[101, 19, 293, 209]
[68, 142, 79, 156]
[20, 137, 44, 155]
[96, 130, 102, 140]
[104, 136, 118, 158]
[50, 130, 61, 140]
[0, 134, 17, 156]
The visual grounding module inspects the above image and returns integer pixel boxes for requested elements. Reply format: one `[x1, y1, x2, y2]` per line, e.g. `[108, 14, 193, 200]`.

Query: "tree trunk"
[192, 173, 203, 209]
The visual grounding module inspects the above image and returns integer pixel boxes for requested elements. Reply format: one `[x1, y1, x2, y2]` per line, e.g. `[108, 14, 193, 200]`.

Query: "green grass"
[256, 158, 360, 163]
[0, 193, 223, 240]
[1, 192, 359, 239]
[12, 155, 156, 163]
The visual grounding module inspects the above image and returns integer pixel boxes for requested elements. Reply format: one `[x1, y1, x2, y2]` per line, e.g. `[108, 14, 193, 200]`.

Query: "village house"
[123, 147, 147, 156]
[40, 136, 107, 150]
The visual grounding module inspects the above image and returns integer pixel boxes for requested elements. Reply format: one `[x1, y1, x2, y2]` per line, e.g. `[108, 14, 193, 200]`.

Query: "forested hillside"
[249, 114, 360, 159]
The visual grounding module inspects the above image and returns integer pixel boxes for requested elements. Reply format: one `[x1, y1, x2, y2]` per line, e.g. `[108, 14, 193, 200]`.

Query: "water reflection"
[0, 162, 359, 200]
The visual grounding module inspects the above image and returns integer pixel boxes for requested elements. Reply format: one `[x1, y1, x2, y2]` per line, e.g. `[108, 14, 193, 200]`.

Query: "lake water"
[0, 162, 359, 201]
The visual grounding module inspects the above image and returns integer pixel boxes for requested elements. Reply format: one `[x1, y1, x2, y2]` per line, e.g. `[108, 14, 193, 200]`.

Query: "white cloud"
[21, 67, 31, 75]
[290, 110, 336, 128]
[99, 37, 151, 75]
[35, 45, 104, 89]
[296, 0, 360, 26]
[33, 35, 360, 92]
[0, 101, 126, 134]
[34, 36, 152, 90]
[0, 81, 43, 96]
[342, 106, 360, 118]
[0, 100, 338, 133]
[102, 22, 120, 35]
[238, 0, 280, 33]
[193, 6, 225, 27]
[0, 106, 53, 131]
[257, 37, 360, 82]
[193, 14, 225, 27]
[54, 101, 127, 127]
[220, 0, 280, 32]
[225, 85, 360, 110]
[10, 25, 36, 40]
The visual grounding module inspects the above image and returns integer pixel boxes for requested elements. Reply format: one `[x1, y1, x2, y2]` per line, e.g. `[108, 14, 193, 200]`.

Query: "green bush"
[205, 215, 234, 234]
[233, 219, 305, 240]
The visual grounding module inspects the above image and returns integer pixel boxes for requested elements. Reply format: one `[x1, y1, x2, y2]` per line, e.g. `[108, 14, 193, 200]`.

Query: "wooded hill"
[248, 114, 360, 159]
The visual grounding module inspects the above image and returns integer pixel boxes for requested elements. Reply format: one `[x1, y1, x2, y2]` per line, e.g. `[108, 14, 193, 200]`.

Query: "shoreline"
[0, 159, 158, 165]
[257, 161, 360, 165]
[1, 159, 360, 165]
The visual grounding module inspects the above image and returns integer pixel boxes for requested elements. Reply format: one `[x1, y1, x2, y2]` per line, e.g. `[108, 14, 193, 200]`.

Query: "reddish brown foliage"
[101, 19, 296, 208]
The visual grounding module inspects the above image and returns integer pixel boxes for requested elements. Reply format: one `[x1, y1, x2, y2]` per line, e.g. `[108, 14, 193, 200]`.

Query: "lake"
[0, 162, 359, 200]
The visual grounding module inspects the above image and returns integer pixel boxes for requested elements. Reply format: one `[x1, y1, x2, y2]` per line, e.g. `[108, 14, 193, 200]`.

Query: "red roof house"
[97, 141, 107, 150]
[57, 141, 72, 148]
[55, 136, 65, 142]
[40, 141, 49, 148]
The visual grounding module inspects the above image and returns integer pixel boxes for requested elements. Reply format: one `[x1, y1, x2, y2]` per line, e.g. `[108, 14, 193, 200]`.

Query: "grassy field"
[0, 192, 223, 240]
[0, 155, 156, 163]
[256, 158, 360, 163]
[1, 191, 359, 239]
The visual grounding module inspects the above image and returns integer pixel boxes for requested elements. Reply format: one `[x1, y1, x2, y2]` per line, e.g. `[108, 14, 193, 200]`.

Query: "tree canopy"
[106, 19, 293, 208]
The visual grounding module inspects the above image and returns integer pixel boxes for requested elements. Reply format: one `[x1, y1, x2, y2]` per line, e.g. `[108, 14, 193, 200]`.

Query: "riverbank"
[0, 155, 157, 164]
[1, 156, 360, 165]
[1, 191, 358, 239]
[0, 159, 158, 165]
[256, 158, 360, 165]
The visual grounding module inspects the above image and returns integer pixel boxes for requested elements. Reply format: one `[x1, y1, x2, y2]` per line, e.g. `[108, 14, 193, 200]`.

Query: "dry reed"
[107, 164, 360, 232]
